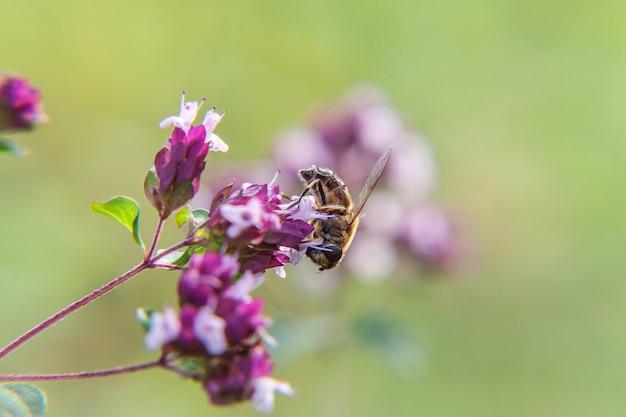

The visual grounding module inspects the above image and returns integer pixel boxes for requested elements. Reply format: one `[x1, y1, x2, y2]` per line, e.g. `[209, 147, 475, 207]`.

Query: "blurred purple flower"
[145, 249, 294, 412]
[270, 85, 472, 279]
[205, 344, 294, 413]
[402, 205, 463, 271]
[195, 84, 473, 281]
[177, 252, 239, 307]
[0, 75, 48, 132]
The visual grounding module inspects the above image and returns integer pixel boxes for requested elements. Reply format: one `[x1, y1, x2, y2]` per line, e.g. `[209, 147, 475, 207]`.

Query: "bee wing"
[353, 146, 392, 220]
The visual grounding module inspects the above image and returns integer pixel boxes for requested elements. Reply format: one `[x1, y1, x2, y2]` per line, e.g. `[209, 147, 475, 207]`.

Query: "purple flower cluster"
[140, 101, 334, 412]
[271, 85, 471, 279]
[145, 252, 295, 413]
[207, 180, 326, 278]
[0, 75, 48, 132]
[146, 92, 228, 219]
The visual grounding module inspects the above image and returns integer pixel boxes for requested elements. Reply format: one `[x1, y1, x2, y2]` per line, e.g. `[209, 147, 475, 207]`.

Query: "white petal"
[207, 133, 229, 152]
[158, 91, 202, 133]
[144, 307, 181, 351]
[273, 266, 286, 279]
[224, 270, 265, 300]
[193, 306, 227, 355]
[202, 108, 224, 133]
[251, 377, 296, 414]
[158, 115, 184, 129]
[220, 199, 265, 238]
[258, 327, 278, 348]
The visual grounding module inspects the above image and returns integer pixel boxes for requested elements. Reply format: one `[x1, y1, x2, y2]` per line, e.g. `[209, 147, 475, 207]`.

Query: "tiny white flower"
[201, 106, 224, 133]
[158, 91, 205, 133]
[273, 266, 286, 279]
[200, 107, 228, 152]
[220, 199, 265, 238]
[144, 306, 181, 351]
[276, 247, 300, 266]
[207, 133, 229, 152]
[251, 377, 296, 414]
[275, 239, 320, 267]
[224, 270, 265, 300]
[194, 306, 228, 356]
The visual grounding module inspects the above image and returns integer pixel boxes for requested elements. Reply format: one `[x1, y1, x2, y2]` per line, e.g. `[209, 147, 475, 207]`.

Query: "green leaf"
[0, 139, 30, 156]
[173, 356, 206, 374]
[171, 246, 195, 266]
[154, 246, 195, 267]
[91, 196, 145, 250]
[189, 208, 209, 228]
[136, 307, 155, 332]
[0, 383, 47, 417]
[143, 167, 162, 213]
[174, 206, 191, 228]
[176, 207, 210, 231]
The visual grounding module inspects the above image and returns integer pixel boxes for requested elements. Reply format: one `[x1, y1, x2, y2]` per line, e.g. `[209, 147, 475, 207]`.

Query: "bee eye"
[323, 244, 343, 263]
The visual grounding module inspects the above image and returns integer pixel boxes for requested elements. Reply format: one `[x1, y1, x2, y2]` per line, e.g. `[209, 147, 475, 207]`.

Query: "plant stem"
[0, 262, 145, 361]
[0, 359, 162, 381]
[0, 240, 189, 362]
[145, 216, 166, 261]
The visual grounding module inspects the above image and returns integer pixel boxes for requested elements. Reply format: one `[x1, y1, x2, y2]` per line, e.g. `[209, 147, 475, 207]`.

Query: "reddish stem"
[0, 359, 162, 381]
[0, 240, 188, 362]
[145, 217, 166, 261]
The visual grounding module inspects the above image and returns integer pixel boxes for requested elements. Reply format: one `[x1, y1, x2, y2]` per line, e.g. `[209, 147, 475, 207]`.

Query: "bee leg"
[285, 179, 322, 209]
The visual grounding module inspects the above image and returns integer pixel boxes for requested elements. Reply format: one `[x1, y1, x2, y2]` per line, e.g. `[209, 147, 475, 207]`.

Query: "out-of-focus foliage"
[0, 383, 46, 417]
[1, 0, 625, 416]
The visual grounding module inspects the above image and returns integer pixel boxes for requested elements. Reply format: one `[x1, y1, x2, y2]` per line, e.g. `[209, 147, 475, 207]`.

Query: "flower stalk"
[0, 238, 190, 362]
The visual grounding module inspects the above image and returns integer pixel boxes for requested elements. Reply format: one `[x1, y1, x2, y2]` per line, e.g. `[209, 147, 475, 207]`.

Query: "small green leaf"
[174, 356, 207, 374]
[154, 250, 184, 265]
[144, 167, 162, 213]
[171, 246, 194, 266]
[154, 246, 195, 267]
[0, 139, 30, 156]
[175, 207, 210, 231]
[175, 206, 191, 228]
[136, 307, 155, 332]
[189, 208, 209, 228]
[91, 196, 145, 250]
[0, 383, 47, 417]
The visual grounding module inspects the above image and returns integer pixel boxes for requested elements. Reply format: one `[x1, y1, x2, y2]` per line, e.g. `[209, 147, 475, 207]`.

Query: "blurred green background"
[1, 0, 626, 416]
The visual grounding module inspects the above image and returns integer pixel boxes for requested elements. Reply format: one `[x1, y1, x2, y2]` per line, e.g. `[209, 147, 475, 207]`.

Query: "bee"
[295, 147, 392, 270]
